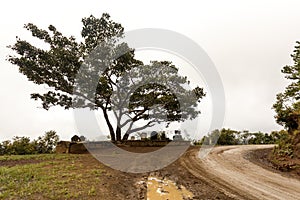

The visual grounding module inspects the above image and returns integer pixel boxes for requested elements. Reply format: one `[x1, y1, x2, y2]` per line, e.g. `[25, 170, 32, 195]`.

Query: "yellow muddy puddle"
[146, 176, 194, 200]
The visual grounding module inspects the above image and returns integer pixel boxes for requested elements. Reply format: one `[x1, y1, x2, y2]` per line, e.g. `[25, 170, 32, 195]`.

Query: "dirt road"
[180, 145, 300, 200]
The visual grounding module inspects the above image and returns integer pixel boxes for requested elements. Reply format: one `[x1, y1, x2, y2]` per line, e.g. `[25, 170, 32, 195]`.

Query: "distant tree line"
[194, 129, 289, 146]
[0, 131, 59, 155]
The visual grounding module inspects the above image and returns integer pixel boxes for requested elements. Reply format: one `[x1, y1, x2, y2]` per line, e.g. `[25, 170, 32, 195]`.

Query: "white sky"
[0, 0, 300, 141]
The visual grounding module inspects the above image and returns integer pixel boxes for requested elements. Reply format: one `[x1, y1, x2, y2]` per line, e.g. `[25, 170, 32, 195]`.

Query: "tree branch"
[126, 120, 156, 135]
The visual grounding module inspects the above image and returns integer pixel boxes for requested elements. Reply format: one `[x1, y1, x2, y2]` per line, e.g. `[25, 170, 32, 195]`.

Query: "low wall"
[69, 143, 88, 154]
[122, 140, 190, 147]
[56, 141, 71, 153]
[56, 140, 190, 154]
[56, 141, 88, 154]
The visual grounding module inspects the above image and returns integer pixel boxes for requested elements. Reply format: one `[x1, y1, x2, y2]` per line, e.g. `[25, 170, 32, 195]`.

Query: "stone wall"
[56, 140, 190, 154]
[56, 141, 71, 153]
[56, 141, 88, 154]
[122, 140, 190, 147]
[69, 143, 88, 154]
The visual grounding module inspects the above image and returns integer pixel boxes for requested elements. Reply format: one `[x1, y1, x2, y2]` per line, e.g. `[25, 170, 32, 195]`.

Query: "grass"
[0, 154, 70, 161]
[0, 154, 109, 199]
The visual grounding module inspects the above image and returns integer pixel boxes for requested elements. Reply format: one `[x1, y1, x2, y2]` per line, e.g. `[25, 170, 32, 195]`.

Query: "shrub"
[0, 131, 59, 155]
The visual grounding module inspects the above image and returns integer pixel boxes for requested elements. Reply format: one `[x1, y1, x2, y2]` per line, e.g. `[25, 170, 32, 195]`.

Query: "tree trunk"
[116, 126, 122, 141]
[122, 133, 130, 141]
[102, 109, 115, 141]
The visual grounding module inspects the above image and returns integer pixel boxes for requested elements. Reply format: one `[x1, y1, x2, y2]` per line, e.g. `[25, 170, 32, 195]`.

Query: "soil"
[0, 159, 42, 167]
[246, 147, 300, 179]
[1, 145, 300, 199]
[184, 145, 300, 200]
[95, 146, 232, 199]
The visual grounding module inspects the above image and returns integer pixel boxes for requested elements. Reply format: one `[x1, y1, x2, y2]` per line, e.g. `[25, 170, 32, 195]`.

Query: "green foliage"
[218, 129, 238, 145]
[0, 131, 59, 155]
[8, 13, 205, 141]
[196, 129, 288, 146]
[35, 130, 60, 153]
[272, 129, 294, 158]
[248, 132, 266, 144]
[0, 140, 12, 155]
[11, 136, 36, 155]
[271, 40, 300, 162]
[118, 62, 205, 141]
[0, 154, 107, 199]
[0, 137, 35, 155]
[273, 41, 300, 131]
[274, 141, 294, 157]
[270, 130, 289, 143]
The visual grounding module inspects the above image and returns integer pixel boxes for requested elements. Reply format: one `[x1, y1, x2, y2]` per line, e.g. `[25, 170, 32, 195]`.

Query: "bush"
[0, 131, 59, 155]
[273, 131, 294, 158]
[199, 129, 289, 146]
[35, 131, 59, 153]
[11, 136, 36, 155]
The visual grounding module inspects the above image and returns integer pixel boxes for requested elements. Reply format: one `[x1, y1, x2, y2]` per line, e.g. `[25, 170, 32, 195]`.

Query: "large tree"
[273, 41, 300, 133]
[8, 13, 205, 141]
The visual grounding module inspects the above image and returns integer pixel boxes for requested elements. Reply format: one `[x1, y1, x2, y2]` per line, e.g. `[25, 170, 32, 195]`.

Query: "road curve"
[180, 145, 300, 200]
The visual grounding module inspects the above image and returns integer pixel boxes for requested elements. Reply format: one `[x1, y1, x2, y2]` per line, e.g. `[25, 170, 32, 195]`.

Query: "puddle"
[146, 176, 194, 200]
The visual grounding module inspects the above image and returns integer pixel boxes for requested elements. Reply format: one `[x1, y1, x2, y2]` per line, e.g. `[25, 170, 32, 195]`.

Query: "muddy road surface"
[181, 145, 300, 200]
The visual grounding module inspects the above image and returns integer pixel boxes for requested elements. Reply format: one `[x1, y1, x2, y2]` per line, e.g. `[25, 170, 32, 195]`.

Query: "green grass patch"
[0, 154, 107, 199]
[0, 154, 78, 161]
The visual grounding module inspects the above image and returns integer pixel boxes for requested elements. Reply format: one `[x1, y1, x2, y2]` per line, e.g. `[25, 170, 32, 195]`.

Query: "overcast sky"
[1, 0, 300, 141]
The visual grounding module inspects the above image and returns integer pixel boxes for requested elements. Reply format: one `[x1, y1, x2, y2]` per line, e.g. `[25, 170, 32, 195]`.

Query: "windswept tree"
[8, 13, 205, 141]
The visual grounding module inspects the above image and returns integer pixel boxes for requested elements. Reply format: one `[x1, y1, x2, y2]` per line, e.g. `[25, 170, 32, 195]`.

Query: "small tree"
[219, 129, 238, 145]
[248, 132, 265, 144]
[11, 136, 35, 155]
[0, 140, 12, 155]
[36, 130, 59, 153]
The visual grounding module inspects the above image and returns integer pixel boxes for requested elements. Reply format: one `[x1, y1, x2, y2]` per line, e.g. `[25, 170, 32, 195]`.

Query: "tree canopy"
[273, 41, 300, 132]
[8, 13, 205, 141]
